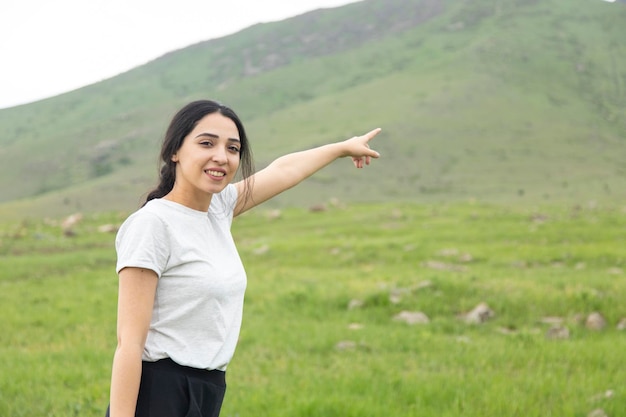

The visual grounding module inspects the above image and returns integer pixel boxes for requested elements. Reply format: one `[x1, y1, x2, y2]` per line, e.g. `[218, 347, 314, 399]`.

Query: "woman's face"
[171, 112, 241, 202]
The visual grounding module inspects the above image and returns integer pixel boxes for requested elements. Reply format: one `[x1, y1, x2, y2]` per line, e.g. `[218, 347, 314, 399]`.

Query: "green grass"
[1, 202, 625, 416]
[2, 1, 624, 413]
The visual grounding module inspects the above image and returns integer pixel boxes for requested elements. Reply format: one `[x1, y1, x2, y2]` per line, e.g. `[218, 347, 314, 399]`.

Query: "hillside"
[0, 0, 625, 219]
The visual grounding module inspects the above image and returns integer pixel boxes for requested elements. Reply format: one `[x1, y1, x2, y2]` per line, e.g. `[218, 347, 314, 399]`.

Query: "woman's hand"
[343, 128, 382, 168]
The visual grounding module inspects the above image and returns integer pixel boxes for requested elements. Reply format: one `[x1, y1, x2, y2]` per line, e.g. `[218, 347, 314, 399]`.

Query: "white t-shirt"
[115, 184, 247, 371]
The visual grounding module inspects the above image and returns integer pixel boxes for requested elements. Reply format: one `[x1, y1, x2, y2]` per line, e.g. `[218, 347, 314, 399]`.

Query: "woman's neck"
[163, 188, 213, 212]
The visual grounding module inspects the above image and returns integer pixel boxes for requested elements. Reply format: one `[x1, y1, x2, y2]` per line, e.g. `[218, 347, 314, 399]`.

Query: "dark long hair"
[144, 100, 254, 206]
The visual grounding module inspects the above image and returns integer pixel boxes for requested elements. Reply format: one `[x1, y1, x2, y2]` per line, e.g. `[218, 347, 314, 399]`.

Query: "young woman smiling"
[106, 100, 381, 417]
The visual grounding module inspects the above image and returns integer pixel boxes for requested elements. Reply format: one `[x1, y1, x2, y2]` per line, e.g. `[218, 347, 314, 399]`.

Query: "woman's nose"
[211, 147, 228, 163]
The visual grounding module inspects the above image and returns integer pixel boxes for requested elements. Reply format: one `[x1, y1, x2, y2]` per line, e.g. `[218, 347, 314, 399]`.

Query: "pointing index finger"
[365, 128, 382, 140]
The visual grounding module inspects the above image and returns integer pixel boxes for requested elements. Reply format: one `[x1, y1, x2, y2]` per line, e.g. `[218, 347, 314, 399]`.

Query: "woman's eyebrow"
[195, 132, 240, 142]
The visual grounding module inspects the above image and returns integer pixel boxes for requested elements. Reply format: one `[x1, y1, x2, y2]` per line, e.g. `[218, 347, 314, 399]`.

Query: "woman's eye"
[200, 141, 213, 147]
[229, 146, 241, 153]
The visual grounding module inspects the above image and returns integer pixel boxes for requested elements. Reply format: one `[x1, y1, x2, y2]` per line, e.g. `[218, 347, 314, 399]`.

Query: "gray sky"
[0, 0, 359, 109]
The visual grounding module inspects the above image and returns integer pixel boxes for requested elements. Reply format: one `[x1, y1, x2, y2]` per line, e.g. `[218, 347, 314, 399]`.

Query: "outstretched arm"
[234, 128, 381, 216]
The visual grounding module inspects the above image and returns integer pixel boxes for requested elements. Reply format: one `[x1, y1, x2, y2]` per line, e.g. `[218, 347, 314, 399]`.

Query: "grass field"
[2, 1, 624, 415]
[1, 201, 625, 416]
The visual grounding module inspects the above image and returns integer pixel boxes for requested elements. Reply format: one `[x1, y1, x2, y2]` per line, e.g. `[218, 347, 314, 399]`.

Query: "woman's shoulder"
[127, 199, 168, 220]
[118, 200, 173, 233]
[210, 184, 238, 214]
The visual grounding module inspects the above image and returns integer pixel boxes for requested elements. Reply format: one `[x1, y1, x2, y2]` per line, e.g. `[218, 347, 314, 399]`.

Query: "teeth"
[206, 170, 225, 177]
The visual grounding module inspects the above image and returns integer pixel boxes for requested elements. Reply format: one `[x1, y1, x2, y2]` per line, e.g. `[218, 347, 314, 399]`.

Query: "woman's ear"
[171, 154, 178, 162]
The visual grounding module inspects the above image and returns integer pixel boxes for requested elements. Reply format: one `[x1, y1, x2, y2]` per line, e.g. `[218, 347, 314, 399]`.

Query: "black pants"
[106, 358, 227, 417]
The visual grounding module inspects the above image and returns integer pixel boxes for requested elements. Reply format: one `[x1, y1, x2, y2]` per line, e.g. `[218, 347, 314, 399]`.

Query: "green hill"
[1, 0, 625, 219]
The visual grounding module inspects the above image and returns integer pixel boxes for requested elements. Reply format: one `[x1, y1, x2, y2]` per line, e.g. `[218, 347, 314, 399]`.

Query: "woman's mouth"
[205, 169, 226, 179]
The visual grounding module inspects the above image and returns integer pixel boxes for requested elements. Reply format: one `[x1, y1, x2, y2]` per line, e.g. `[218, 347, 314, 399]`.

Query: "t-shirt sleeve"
[222, 184, 238, 213]
[115, 211, 170, 277]
[210, 184, 239, 224]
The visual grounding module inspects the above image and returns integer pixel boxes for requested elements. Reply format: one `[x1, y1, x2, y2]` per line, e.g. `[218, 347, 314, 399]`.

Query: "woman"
[107, 100, 380, 417]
